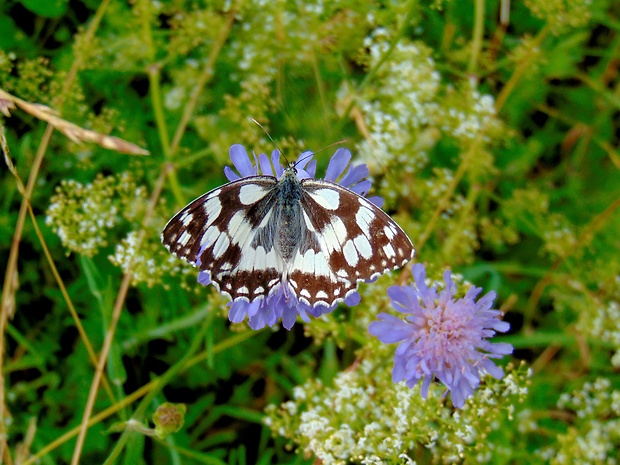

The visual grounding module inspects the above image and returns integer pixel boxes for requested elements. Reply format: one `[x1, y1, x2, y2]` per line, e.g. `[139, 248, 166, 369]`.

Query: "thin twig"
[0, 125, 53, 463]
[0, 89, 149, 155]
[468, 0, 485, 75]
[23, 325, 257, 465]
[70, 166, 169, 464]
[169, 12, 236, 155]
[1, 132, 116, 402]
[0, 1, 114, 459]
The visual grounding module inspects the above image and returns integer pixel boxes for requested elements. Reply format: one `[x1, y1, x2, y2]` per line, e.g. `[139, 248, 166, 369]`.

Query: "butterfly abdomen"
[274, 168, 305, 262]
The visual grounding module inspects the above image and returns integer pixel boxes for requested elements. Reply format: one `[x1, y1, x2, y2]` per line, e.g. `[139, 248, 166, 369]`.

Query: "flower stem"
[70, 165, 169, 465]
[0, 1, 114, 460]
[469, 0, 485, 75]
[495, 25, 550, 112]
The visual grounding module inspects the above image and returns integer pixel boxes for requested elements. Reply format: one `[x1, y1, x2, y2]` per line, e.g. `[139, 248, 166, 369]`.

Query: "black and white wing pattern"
[287, 178, 413, 307]
[162, 166, 414, 308]
[162, 176, 285, 302]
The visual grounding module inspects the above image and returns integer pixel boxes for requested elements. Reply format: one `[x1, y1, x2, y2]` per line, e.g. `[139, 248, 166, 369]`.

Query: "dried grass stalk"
[0, 88, 149, 156]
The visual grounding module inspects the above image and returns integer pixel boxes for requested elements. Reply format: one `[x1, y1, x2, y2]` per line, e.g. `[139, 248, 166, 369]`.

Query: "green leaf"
[0, 17, 23, 48]
[20, 0, 68, 18]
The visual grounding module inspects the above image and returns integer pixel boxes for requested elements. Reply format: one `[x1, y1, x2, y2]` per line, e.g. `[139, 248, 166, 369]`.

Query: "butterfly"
[161, 148, 414, 310]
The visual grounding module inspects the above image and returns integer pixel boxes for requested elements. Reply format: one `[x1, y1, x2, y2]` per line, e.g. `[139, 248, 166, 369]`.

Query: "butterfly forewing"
[163, 177, 268, 262]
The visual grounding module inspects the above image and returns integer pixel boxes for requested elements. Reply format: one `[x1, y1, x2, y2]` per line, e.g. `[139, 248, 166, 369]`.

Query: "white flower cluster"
[546, 377, 620, 465]
[46, 174, 144, 257]
[109, 231, 193, 288]
[524, 0, 593, 34]
[557, 377, 620, 418]
[541, 217, 578, 260]
[265, 357, 423, 465]
[350, 30, 504, 179]
[46, 183, 119, 256]
[544, 417, 620, 465]
[440, 86, 503, 144]
[228, 0, 332, 80]
[353, 31, 441, 173]
[578, 298, 620, 367]
[265, 354, 528, 464]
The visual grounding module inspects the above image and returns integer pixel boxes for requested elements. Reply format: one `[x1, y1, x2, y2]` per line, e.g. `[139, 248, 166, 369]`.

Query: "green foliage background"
[1, 0, 619, 464]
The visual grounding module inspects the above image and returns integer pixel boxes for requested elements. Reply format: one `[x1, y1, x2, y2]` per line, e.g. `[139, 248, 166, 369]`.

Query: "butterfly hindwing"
[213, 194, 286, 302]
[286, 221, 352, 308]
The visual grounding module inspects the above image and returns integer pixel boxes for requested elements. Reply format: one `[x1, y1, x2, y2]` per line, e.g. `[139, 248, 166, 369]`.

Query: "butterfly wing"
[162, 176, 286, 302]
[286, 178, 415, 307]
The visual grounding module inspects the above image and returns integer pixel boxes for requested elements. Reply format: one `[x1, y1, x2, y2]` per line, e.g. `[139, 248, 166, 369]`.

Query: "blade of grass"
[70, 165, 169, 465]
[22, 328, 258, 465]
[0, 0, 114, 460]
[1, 129, 117, 400]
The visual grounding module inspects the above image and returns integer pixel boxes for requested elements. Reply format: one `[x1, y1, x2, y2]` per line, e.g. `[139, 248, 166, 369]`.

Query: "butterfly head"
[281, 163, 302, 183]
[273, 150, 315, 182]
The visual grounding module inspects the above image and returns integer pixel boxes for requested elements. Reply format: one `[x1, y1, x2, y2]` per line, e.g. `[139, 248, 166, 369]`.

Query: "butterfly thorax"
[273, 167, 305, 262]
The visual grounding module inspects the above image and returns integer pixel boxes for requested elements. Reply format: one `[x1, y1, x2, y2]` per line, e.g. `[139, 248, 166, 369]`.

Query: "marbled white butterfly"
[162, 146, 414, 311]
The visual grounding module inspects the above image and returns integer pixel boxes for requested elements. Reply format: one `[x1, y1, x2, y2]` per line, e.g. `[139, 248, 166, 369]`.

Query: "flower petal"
[340, 163, 369, 188]
[344, 291, 361, 306]
[296, 150, 314, 169]
[228, 300, 249, 323]
[368, 314, 412, 342]
[272, 150, 284, 178]
[489, 342, 513, 355]
[392, 353, 408, 383]
[349, 179, 372, 197]
[224, 166, 240, 181]
[258, 153, 273, 176]
[306, 159, 317, 178]
[490, 320, 510, 333]
[229, 144, 255, 177]
[387, 285, 417, 314]
[367, 195, 384, 208]
[481, 359, 504, 379]
[324, 148, 351, 181]
[281, 306, 299, 330]
[419, 376, 432, 398]
[197, 271, 211, 285]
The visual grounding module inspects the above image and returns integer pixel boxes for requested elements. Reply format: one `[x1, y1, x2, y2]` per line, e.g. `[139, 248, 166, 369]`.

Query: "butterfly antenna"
[314, 139, 348, 156]
[295, 151, 314, 167]
[250, 118, 288, 164]
[294, 139, 348, 168]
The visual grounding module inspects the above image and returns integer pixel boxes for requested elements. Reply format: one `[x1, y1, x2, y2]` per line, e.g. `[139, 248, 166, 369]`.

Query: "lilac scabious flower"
[198, 144, 380, 331]
[369, 263, 513, 408]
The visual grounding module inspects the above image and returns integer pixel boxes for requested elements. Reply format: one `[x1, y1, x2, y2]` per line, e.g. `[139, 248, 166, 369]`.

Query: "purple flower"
[198, 144, 378, 331]
[369, 263, 513, 408]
